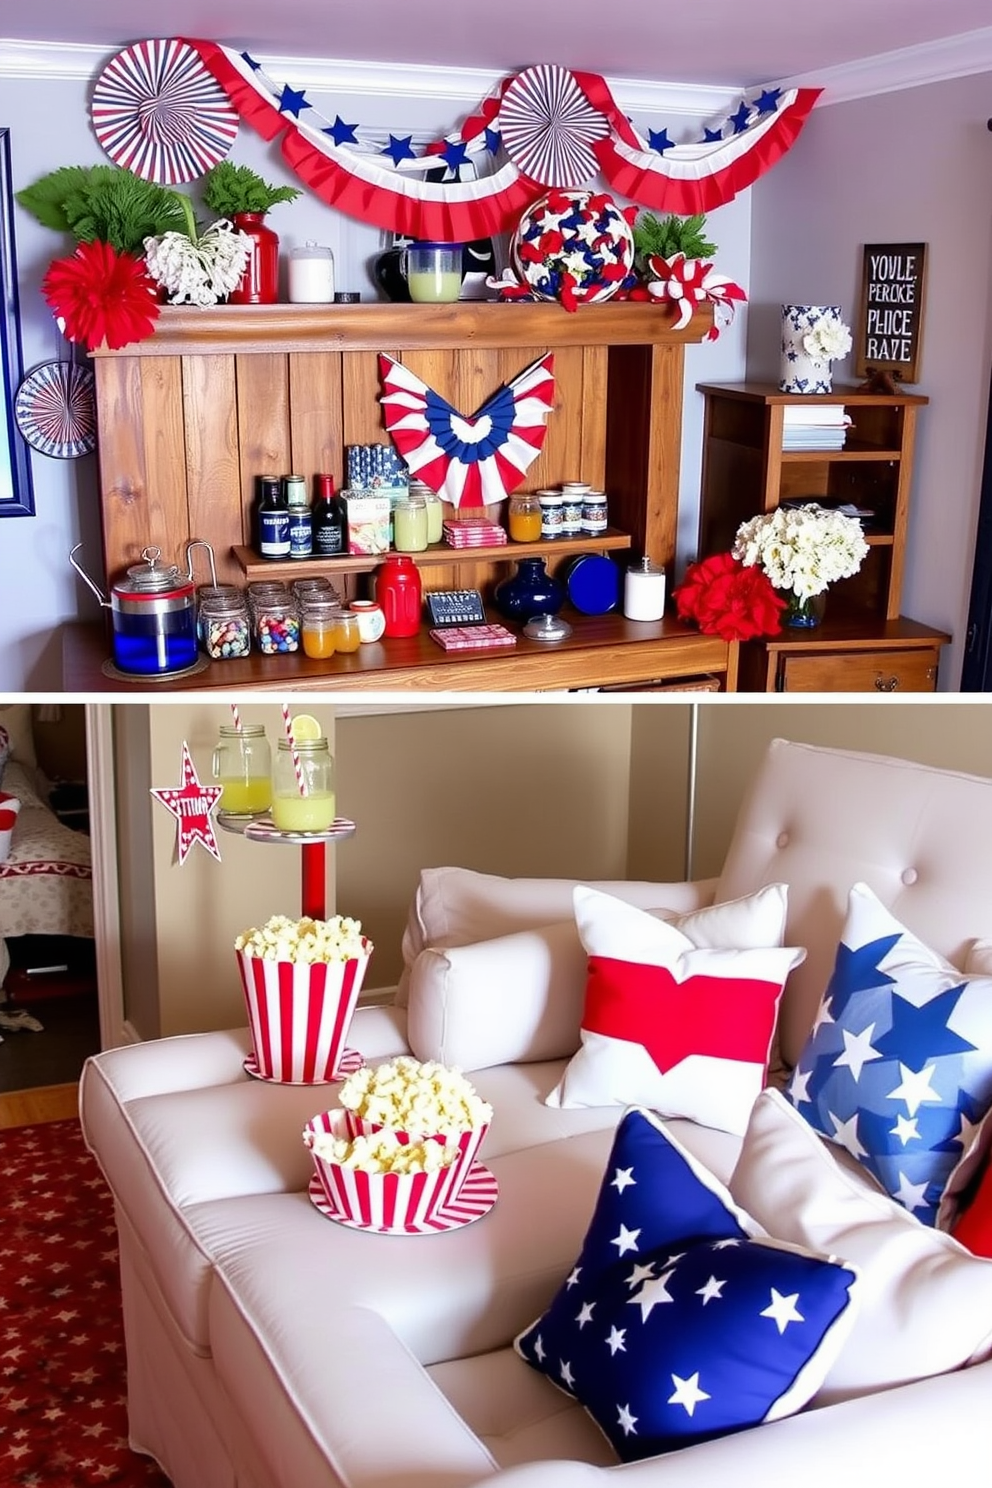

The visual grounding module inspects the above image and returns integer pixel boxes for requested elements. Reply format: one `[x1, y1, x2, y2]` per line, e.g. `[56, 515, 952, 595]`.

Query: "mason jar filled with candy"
[254, 595, 300, 655]
[200, 591, 251, 659]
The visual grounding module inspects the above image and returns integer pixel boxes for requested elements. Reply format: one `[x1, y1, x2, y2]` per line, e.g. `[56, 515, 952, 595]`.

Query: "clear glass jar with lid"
[272, 737, 336, 832]
[300, 596, 342, 658]
[393, 492, 429, 552]
[508, 491, 542, 542]
[200, 591, 251, 658]
[212, 724, 272, 817]
[253, 595, 300, 654]
[409, 480, 443, 544]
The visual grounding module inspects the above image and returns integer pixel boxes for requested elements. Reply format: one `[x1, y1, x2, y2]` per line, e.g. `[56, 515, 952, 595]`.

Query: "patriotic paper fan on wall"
[14, 361, 97, 459]
[91, 38, 239, 184]
[498, 65, 610, 188]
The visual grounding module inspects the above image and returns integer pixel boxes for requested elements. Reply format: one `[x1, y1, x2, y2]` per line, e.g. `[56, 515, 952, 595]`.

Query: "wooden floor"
[0, 1082, 79, 1128]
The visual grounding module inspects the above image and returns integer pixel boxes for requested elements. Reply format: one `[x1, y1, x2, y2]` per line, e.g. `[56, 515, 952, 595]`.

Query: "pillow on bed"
[0, 705, 36, 769]
[407, 883, 791, 1072]
[545, 886, 804, 1135]
[0, 792, 22, 865]
[0, 762, 46, 811]
[515, 1105, 859, 1463]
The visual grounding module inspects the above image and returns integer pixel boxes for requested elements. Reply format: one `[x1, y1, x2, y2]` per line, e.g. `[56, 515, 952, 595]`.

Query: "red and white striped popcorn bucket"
[236, 944, 371, 1083]
[303, 1109, 490, 1233]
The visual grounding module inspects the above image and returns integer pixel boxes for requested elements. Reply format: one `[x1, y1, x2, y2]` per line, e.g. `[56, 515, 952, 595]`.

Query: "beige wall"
[334, 703, 638, 987]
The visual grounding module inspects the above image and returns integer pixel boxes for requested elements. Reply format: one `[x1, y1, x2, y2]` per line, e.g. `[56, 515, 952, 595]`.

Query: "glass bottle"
[257, 477, 290, 559]
[200, 591, 252, 659]
[212, 723, 272, 817]
[312, 474, 348, 558]
[508, 492, 542, 542]
[272, 738, 336, 832]
[300, 596, 342, 658]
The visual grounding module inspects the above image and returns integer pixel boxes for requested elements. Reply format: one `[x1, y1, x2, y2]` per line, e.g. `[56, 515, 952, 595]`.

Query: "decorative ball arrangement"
[510, 189, 637, 310]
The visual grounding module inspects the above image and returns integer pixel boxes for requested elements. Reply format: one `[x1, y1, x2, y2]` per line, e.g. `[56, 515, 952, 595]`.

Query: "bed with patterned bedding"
[0, 727, 93, 993]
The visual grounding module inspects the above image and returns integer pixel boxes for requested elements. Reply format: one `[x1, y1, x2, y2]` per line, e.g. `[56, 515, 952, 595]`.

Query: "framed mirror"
[0, 127, 34, 517]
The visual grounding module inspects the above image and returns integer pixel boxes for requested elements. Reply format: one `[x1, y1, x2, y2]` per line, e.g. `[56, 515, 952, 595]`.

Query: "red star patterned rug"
[0, 1118, 171, 1486]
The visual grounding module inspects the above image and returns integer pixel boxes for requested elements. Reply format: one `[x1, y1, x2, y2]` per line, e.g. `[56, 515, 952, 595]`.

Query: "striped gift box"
[304, 1108, 490, 1232]
[236, 946, 371, 1083]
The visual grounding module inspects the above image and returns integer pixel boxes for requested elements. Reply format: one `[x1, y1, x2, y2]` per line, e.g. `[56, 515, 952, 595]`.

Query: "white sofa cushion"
[396, 866, 718, 1005]
[407, 883, 790, 1072]
[715, 740, 992, 1070]
[783, 882, 992, 1228]
[546, 887, 803, 1135]
[730, 1088, 992, 1404]
[515, 1107, 858, 1462]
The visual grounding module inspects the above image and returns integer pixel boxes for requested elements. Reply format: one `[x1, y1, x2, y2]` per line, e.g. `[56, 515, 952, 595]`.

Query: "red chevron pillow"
[546, 885, 806, 1135]
[0, 791, 21, 864]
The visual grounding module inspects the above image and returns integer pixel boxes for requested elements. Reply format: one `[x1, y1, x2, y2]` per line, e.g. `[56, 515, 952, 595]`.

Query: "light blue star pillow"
[784, 882, 992, 1227]
[514, 1107, 859, 1463]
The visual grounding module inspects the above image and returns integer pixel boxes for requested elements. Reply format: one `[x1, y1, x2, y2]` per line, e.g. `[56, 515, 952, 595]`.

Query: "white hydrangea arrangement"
[338, 1055, 493, 1137]
[733, 503, 869, 600]
[802, 310, 853, 363]
[234, 913, 368, 964]
[144, 218, 250, 306]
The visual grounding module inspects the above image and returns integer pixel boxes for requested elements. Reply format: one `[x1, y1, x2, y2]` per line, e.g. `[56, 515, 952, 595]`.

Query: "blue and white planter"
[780, 304, 840, 394]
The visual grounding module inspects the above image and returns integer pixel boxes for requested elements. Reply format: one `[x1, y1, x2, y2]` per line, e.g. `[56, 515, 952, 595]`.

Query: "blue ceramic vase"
[493, 557, 566, 622]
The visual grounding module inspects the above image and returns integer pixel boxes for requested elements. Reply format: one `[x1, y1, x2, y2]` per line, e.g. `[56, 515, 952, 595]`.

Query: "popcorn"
[234, 913, 369, 965]
[308, 1128, 457, 1175]
[338, 1055, 493, 1136]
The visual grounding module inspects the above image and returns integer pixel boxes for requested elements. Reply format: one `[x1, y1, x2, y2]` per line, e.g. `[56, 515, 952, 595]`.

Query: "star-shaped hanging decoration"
[381, 134, 417, 164]
[324, 115, 359, 146]
[701, 126, 724, 143]
[150, 741, 223, 866]
[438, 139, 471, 170]
[754, 88, 783, 115]
[278, 83, 309, 118]
[729, 102, 752, 134]
[647, 128, 673, 153]
[484, 127, 502, 154]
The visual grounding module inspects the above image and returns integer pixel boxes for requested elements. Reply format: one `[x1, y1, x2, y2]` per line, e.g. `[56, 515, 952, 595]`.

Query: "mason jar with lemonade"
[272, 713, 337, 832]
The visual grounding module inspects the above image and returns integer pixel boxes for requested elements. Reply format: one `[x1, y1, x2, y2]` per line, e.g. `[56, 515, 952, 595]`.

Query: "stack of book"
[781, 404, 851, 451]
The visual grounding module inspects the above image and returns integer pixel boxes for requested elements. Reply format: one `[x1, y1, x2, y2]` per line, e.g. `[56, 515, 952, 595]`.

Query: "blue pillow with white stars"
[785, 882, 992, 1228]
[514, 1106, 859, 1463]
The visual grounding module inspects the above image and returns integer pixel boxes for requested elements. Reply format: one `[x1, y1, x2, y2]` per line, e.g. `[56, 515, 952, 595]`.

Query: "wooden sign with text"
[855, 243, 927, 384]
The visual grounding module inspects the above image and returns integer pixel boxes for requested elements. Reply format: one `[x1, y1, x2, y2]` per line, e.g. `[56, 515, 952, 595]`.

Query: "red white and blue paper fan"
[91, 39, 239, 184]
[498, 64, 610, 189]
[511, 190, 636, 311]
[378, 353, 556, 509]
[14, 361, 96, 459]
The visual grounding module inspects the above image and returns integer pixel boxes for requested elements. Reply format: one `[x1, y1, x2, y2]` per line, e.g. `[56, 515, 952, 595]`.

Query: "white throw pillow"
[0, 792, 22, 865]
[408, 882, 791, 1072]
[730, 1088, 992, 1404]
[396, 865, 719, 1006]
[545, 886, 804, 1135]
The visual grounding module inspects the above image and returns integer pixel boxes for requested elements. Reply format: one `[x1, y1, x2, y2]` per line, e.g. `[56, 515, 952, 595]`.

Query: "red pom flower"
[42, 240, 159, 353]
[673, 552, 785, 642]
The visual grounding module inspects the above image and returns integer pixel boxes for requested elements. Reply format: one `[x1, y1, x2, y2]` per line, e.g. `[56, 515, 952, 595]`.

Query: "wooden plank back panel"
[182, 354, 242, 586]
[94, 355, 188, 582]
[606, 343, 685, 565]
[235, 352, 292, 525]
[341, 350, 388, 449]
[288, 351, 345, 493]
[579, 346, 608, 491]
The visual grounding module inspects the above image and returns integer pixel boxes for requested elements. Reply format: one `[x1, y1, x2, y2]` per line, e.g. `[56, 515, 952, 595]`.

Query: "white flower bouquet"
[733, 503, 869, 600]
[143, 193, 250, 306]
[802, 311, 853, 363]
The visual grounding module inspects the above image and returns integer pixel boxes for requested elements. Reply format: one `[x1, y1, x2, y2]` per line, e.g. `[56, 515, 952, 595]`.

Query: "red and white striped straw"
[230, 701, 242, 732]
[281, 702, 307, 796]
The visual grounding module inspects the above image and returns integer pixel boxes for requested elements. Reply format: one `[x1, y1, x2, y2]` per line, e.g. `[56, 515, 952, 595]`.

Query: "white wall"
[747, 71, 992, 690]
[0, 48, 748, 689]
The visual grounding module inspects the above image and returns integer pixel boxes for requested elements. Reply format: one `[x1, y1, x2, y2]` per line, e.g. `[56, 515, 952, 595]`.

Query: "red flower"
[42, 240, 159, 353]
[673, 552, 785, 643]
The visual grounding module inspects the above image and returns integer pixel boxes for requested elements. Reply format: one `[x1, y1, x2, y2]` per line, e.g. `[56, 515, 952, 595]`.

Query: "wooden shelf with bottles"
[695, 381, 949, 691]
[80, 299, 724, 692]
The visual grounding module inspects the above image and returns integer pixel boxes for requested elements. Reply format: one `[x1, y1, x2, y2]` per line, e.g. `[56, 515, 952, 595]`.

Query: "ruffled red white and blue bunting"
[181, 39, 821, 239]
[378, 353, 555, 508]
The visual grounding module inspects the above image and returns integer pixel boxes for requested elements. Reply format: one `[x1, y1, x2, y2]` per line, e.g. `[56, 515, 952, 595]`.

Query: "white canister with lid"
[288, 242, 335, 303]
[624, 557, 666, 621]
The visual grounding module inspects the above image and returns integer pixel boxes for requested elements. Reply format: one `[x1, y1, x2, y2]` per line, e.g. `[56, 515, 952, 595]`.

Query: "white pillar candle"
[624, 558, 666, 621]
[288, 243, 335, 304]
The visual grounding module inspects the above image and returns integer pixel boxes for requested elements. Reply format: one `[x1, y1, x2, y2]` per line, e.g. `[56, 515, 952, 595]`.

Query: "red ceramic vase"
[229, 212, 279, 304]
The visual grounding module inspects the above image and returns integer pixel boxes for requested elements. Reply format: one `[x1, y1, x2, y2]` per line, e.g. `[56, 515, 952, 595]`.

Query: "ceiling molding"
[0, 38, 736, 117]
[777, 25, 992, 105]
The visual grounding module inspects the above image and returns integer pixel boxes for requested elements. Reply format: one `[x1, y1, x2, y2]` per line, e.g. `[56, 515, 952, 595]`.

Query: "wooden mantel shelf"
[89, 299, 714, 357]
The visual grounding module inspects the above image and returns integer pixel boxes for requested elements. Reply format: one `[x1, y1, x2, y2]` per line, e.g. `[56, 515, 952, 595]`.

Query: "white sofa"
[80, 738, 992, 1488]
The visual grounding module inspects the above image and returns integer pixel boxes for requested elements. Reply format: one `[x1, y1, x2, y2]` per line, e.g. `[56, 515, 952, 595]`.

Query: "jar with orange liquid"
[508, 492, 542, 543]
[334, 611, 362, 653]
[300, 597, 341, 659]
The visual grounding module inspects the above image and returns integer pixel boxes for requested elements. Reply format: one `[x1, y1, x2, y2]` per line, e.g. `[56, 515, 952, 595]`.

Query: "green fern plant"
[201, 162, 301, 216]
[632, 211, 717, 274]
[16, 166, 189, 255]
